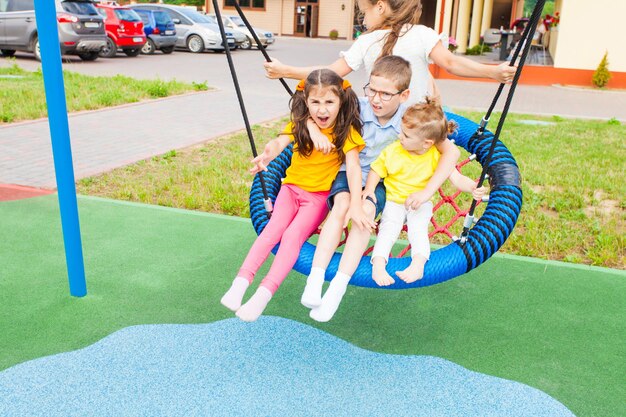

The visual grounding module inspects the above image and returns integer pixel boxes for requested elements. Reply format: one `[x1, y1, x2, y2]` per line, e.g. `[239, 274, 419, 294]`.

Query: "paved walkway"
[1, 37, 625, 189]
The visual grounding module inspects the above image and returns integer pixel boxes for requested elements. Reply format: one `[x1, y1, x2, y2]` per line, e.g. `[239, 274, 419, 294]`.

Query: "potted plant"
[329, 29, 339, 40]
[448, 36, 458, 53]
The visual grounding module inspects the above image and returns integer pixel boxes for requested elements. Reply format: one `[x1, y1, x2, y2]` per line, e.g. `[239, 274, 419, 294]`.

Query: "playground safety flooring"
[0, 194, 624, 416]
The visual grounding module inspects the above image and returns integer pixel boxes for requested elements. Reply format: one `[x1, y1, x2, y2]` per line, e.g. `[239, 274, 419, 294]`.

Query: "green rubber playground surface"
[1, 195, 624, 417]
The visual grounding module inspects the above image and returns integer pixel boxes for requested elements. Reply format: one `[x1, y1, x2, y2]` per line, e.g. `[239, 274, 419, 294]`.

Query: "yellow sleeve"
[341, 126, 365, 154]
[370, 146, 388, 178]
[280, 122, 295, 142]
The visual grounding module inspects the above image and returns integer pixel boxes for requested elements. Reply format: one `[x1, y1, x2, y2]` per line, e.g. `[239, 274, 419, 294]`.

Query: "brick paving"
[1, 37, 625, 189]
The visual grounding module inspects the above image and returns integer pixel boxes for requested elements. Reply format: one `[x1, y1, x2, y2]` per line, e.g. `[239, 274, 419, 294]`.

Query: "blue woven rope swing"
[213, 0, 546, 290]
[249, 112, 522, 289]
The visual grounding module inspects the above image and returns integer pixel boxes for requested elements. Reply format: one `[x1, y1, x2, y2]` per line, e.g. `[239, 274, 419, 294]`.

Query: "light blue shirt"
[341, 97, 406, 186]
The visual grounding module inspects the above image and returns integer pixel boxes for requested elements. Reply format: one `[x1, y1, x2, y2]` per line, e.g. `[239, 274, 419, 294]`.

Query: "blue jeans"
[327, 171, 386, 217]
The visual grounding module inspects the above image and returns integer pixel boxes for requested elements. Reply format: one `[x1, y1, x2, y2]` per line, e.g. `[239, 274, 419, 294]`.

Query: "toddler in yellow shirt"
[364, 98, 487, 285]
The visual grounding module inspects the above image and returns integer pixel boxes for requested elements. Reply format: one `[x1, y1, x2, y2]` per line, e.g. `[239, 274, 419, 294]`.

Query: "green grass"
[77, 112, 626, 269]
[0, 62, 209, 123]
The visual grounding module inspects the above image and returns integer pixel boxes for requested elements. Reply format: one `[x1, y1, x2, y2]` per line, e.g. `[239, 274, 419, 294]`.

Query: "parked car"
[95, 2, 146, 58]
[0, 0, 106, 61]
[132, 9, 176, 55]
[128, 4, 235, 53]
[203, 14, 246, 49]
[209, 14, 274, 50]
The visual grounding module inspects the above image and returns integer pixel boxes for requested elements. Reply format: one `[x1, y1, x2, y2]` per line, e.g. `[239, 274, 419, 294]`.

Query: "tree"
[592, 52, 612, 88]
[524, 0, 555, 17]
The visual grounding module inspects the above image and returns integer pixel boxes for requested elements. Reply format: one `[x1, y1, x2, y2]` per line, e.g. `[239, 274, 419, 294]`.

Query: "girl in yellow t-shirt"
[221, 69, 365, 322]
[365, 99, 487, 287]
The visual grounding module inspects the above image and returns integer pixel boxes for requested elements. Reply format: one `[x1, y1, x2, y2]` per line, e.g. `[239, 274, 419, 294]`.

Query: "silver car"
[130, 4, 235, 53]
[0, 0, 106, 61]
[210, 14, 274, 50]
[203, 14, 247, 49]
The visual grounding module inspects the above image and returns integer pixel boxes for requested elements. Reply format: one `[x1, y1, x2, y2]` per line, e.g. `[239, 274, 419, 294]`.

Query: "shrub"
[329, 29, 339, 40]
[464, 44, 492, 55]
[592, 52, 611, 88]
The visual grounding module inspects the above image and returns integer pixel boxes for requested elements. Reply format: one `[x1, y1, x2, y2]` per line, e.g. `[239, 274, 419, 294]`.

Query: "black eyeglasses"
[363, 83, 404, 102]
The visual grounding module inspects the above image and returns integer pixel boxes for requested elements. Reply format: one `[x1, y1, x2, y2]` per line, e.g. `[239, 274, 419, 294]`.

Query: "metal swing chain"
[212, 0, 280, 216]
[231, 2, 293, 97]
[459, 0, 546, 243]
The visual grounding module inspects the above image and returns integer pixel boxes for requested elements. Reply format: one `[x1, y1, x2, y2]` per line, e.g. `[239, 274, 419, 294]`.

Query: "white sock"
[236, 286, 273, 322]
[309, 272, 351, 322]
[220, 277, 250, 312]
[301, 267, 326, 308]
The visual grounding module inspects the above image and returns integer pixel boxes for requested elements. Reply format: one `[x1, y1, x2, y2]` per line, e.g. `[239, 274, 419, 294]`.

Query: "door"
[309, 5, 318, 38]
[294, 4, 306, 37]
[162, 9, 191, 47]
[0, 0, 7, 45]
[294, 2, 319, 38]
[3, 0, 35, 48]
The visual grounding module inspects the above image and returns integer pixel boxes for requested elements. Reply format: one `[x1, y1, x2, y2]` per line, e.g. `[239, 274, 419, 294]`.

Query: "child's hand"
[345, 205, 376, 231]
[250, 149, 272, 174]
[472, 185, 488, 201]
[263, 57, 286, 79]
[405, 190, 431, 210]
[361, 189, 377, 204]
[496, 62, 517, 84]
[307, 118, 336, 155]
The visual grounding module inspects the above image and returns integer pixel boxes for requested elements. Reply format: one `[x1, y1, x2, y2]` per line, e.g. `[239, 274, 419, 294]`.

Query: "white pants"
[371, 201, 433, 262]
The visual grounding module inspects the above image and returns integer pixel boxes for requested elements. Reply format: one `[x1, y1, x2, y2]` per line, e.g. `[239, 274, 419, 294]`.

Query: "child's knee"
[362, 200, 377, 218]
[330, 193, 350, 217]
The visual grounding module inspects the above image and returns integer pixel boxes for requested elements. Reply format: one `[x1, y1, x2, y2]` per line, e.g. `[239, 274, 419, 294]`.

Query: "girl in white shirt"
[265, 0, 516, 104]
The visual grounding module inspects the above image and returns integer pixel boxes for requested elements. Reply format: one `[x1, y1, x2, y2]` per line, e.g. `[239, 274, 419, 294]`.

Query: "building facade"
[206, 0, 625, 85]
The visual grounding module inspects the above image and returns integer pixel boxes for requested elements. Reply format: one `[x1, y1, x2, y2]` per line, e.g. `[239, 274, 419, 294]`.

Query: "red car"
[95, 2, 146, 58]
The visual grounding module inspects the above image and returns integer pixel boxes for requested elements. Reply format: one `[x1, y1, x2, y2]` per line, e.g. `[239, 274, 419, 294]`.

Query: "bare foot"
[372, 258, 395, 286]
[396, 259, 425, 283]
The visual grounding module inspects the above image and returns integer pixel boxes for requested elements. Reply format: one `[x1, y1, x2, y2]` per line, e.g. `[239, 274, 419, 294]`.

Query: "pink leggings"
[238, 184, 329, 294]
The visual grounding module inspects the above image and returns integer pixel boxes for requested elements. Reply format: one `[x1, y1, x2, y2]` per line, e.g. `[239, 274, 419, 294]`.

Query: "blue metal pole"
[34, 0, 87, 297]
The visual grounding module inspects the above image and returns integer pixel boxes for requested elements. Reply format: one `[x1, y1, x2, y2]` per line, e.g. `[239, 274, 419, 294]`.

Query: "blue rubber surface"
[249, 112, 522, 288]
[0, 317, 574, 417]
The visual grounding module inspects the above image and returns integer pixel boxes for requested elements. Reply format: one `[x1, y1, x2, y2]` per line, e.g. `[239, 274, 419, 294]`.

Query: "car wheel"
[0, 49, 16, 57]
[124, 48, 141, 57]
[186, 35, 204, 53]
[32, 36, 41, 61]
[99, 37, 117, 58]
[141, 39, 156, 55]
[78, 52, 99, 61]
[160, 46, 174, 54]
[240, 37, 252, 50]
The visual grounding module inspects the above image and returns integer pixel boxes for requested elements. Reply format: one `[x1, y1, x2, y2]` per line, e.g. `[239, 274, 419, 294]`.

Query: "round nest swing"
[249, 112, 522, 289]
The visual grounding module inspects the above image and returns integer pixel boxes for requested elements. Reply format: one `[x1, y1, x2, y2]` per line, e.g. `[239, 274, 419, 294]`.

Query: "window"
[153, 11, 171, 26]
[114, 9, 141, 23]
[6, 0, 34, 12]
[160, 9, 187, 25]
[60, 0, 99, 16]
[224, 0, 265, 10]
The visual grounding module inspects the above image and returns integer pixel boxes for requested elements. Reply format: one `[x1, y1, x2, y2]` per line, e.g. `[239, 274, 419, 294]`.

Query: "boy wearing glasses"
[302, 55, 412, 319]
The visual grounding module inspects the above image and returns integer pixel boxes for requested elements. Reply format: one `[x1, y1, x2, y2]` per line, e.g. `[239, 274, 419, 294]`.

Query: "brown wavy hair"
[361, 0, 423, 57]
[288, 69, 362, 163]
[402, 96, 457, 144]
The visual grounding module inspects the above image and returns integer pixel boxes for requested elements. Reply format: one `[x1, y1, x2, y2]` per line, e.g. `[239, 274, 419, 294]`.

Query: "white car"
[209, 14, 274, 50]
[133, 4, 235, 53]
